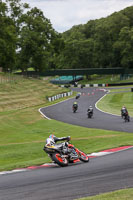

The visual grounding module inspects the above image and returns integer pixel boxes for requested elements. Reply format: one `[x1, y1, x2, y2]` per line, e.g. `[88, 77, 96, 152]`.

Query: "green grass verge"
[79, 75, 133, 84]
[76, 188, 133, 200]
[108, 88, 131, 93]
[97, 91, 133, 116]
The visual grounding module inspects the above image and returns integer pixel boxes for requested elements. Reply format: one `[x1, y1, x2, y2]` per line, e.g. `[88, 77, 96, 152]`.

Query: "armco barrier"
[108, 82, 133, 86]
[48, 91, 73, 102]
[61, 84, 106, 88]
[61, 82, 133, 88]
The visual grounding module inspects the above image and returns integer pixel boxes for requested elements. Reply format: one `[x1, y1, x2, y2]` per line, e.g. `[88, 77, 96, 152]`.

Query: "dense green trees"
[56, 39, 94, 69]
[0, 0, 60, 72]
[18, 7, 57, 72]
[114, 27, 133, 68]
[60, 6, 133, 70]
[0, 0, 17, 72]
[0, 0, 133, 72]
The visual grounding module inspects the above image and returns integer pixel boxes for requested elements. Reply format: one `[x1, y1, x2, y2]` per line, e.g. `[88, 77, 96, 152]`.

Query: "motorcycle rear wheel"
[88, 113, 92, 118]
[79, 151, 89, 162]
[73, 108, 77, 113]
[52, 153, 68, 167]
[124, 115, 130, 122]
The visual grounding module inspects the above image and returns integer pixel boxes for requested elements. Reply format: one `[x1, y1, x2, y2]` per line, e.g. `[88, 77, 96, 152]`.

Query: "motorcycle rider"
[121, 106, 128, 118]
[45, 134, 78, 159]
[46, 134, 71, 146]
[87, 106, 93, 115]
[76, 93, 81, 99]
[73, 101, 78, 110]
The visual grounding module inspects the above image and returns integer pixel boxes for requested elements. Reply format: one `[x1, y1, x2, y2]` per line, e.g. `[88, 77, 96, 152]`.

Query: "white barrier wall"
[48, 91, 73, 102]
[61, 83, 106, 88]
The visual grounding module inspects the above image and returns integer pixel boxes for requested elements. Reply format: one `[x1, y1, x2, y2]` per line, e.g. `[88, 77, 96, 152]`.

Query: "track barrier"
[47, 91, 73, 102]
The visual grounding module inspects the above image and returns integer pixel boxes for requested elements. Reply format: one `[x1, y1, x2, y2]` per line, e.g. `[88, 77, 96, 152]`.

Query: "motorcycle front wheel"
[52, 153, 68, 167]
[79, 151, 89, 162]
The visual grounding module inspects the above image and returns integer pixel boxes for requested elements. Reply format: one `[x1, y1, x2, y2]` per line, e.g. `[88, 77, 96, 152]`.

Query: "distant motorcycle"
[87, 111, 93, 118]
[121, 110, 130, 122]
[123, 113, 130, 122]
[73, 104, 78, 113]
[75, 93, 81, 99]
[43, 141, 89, 167]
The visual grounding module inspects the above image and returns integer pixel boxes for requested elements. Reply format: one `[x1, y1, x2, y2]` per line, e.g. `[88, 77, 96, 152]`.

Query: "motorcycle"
[43, 141, 89, 167]
[87, 111, 93, 118]
[73, 105, 78, 113]
[123, 113, 130, 122]
[121, 111, 130, 122]
[75, 93, 81, 99]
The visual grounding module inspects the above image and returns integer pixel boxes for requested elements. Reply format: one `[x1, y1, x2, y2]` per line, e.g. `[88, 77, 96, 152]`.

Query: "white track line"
[95, 90, 120, 117]
[88, 152, 112, 157]
[39, 97, 74, 120]
[0, 169, 27, 175]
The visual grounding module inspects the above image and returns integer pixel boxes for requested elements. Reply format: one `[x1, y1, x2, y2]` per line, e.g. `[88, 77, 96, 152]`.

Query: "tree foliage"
[60, 6, 133, 70]
[0, 1, 133, 72]
[17, 7, 57, 72]
[0, 0, 60, 72]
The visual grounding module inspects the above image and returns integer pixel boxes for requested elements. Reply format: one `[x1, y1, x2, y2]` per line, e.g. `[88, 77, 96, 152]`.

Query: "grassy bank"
[97, 90, 133, 117]
[0, 75, 69, 112]
[77, 188, 133, 200]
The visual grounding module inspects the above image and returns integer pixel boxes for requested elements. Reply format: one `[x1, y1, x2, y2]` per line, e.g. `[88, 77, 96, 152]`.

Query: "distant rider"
[121, 106, 128, 118]
[87, 106, 93, 115]
[73, 101, 78, 109]
[76, 93, 81, 99]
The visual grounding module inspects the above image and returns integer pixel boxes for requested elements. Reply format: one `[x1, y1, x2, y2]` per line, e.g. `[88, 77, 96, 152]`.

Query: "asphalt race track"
[40, 87, 133, 133]
[0, 87, 133, 200]
[1, 148, 133, 200]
